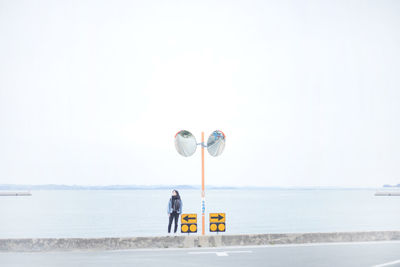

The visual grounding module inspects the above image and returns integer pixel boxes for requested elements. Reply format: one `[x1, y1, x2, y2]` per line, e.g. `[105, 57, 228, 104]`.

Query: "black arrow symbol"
[183, 215, 196, 222]
[211, 214, 224, 221]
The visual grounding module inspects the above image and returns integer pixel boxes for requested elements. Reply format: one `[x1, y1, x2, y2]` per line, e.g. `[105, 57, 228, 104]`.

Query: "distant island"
[383, 184, 400, 188]
[0, 184, 237, 190]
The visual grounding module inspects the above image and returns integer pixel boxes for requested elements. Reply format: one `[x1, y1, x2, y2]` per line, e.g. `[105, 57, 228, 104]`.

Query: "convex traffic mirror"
[207, 130, 225, 157]
[175, 130, 197, 157]
[175, 130, 226, 157]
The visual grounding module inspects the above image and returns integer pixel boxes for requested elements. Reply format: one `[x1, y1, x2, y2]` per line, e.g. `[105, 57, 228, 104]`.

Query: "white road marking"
[372, 259, 400, 267]
[216, 252, 228, 256]
[188, 250, 252, 256]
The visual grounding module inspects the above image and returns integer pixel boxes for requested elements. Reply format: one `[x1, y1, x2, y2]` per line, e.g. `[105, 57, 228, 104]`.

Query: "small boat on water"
[0, 191, 32, 196]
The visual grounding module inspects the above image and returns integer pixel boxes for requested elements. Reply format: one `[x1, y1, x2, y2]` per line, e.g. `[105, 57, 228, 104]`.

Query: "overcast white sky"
[0, 0, 399, 187]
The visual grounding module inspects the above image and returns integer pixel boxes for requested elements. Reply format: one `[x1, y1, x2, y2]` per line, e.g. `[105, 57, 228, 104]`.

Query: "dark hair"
[172, 189, 181, 199]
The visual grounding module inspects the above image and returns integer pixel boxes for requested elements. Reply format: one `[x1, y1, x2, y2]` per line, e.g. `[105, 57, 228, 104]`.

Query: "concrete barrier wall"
[1, 231, 400, 252]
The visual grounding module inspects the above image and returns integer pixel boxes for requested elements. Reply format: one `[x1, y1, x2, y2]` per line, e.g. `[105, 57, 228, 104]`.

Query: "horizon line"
[0, 183, 389, 189]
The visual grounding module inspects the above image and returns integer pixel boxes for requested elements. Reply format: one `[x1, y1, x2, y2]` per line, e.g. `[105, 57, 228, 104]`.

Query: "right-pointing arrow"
[211, 214, 224, 221]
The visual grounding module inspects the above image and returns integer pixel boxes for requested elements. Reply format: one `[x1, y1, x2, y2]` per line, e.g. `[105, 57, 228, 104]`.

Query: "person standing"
[167, 190, 182, 234]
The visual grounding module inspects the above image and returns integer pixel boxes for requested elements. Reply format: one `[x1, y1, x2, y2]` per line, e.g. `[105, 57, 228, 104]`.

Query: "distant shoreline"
[0, 184, 380, 191]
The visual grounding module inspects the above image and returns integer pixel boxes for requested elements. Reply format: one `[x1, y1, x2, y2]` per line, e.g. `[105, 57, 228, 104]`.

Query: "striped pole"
[201, 131, 205, 235]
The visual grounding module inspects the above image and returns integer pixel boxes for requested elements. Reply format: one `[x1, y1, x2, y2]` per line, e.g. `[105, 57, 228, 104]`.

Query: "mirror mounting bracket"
[197, 142, 207, 148]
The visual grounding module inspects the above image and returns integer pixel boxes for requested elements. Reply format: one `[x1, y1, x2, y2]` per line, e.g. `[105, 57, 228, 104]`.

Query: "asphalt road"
[1, 241, 400, 267]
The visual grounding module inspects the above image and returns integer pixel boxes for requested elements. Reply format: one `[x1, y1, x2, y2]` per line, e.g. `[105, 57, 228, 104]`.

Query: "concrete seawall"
[1, 231, 400, 252]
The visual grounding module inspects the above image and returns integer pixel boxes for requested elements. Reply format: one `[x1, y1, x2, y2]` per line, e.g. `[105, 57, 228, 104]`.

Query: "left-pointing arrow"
[183, 215, 196, 222]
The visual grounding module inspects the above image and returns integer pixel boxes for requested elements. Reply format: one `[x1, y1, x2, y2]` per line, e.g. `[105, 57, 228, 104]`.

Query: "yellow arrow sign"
[209, 213, 225, 223]
[181, 213, 197, 224]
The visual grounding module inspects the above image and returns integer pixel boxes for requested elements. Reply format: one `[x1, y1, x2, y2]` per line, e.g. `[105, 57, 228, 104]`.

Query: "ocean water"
[0, 189, 399, 238]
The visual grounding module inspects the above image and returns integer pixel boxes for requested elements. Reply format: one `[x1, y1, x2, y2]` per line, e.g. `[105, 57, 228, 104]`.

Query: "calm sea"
[0, 189, 399, 238]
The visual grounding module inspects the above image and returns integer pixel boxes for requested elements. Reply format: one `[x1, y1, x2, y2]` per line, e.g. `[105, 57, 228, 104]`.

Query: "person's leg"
[173, 212, 179, 233]
[168, 213, 173, 233]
